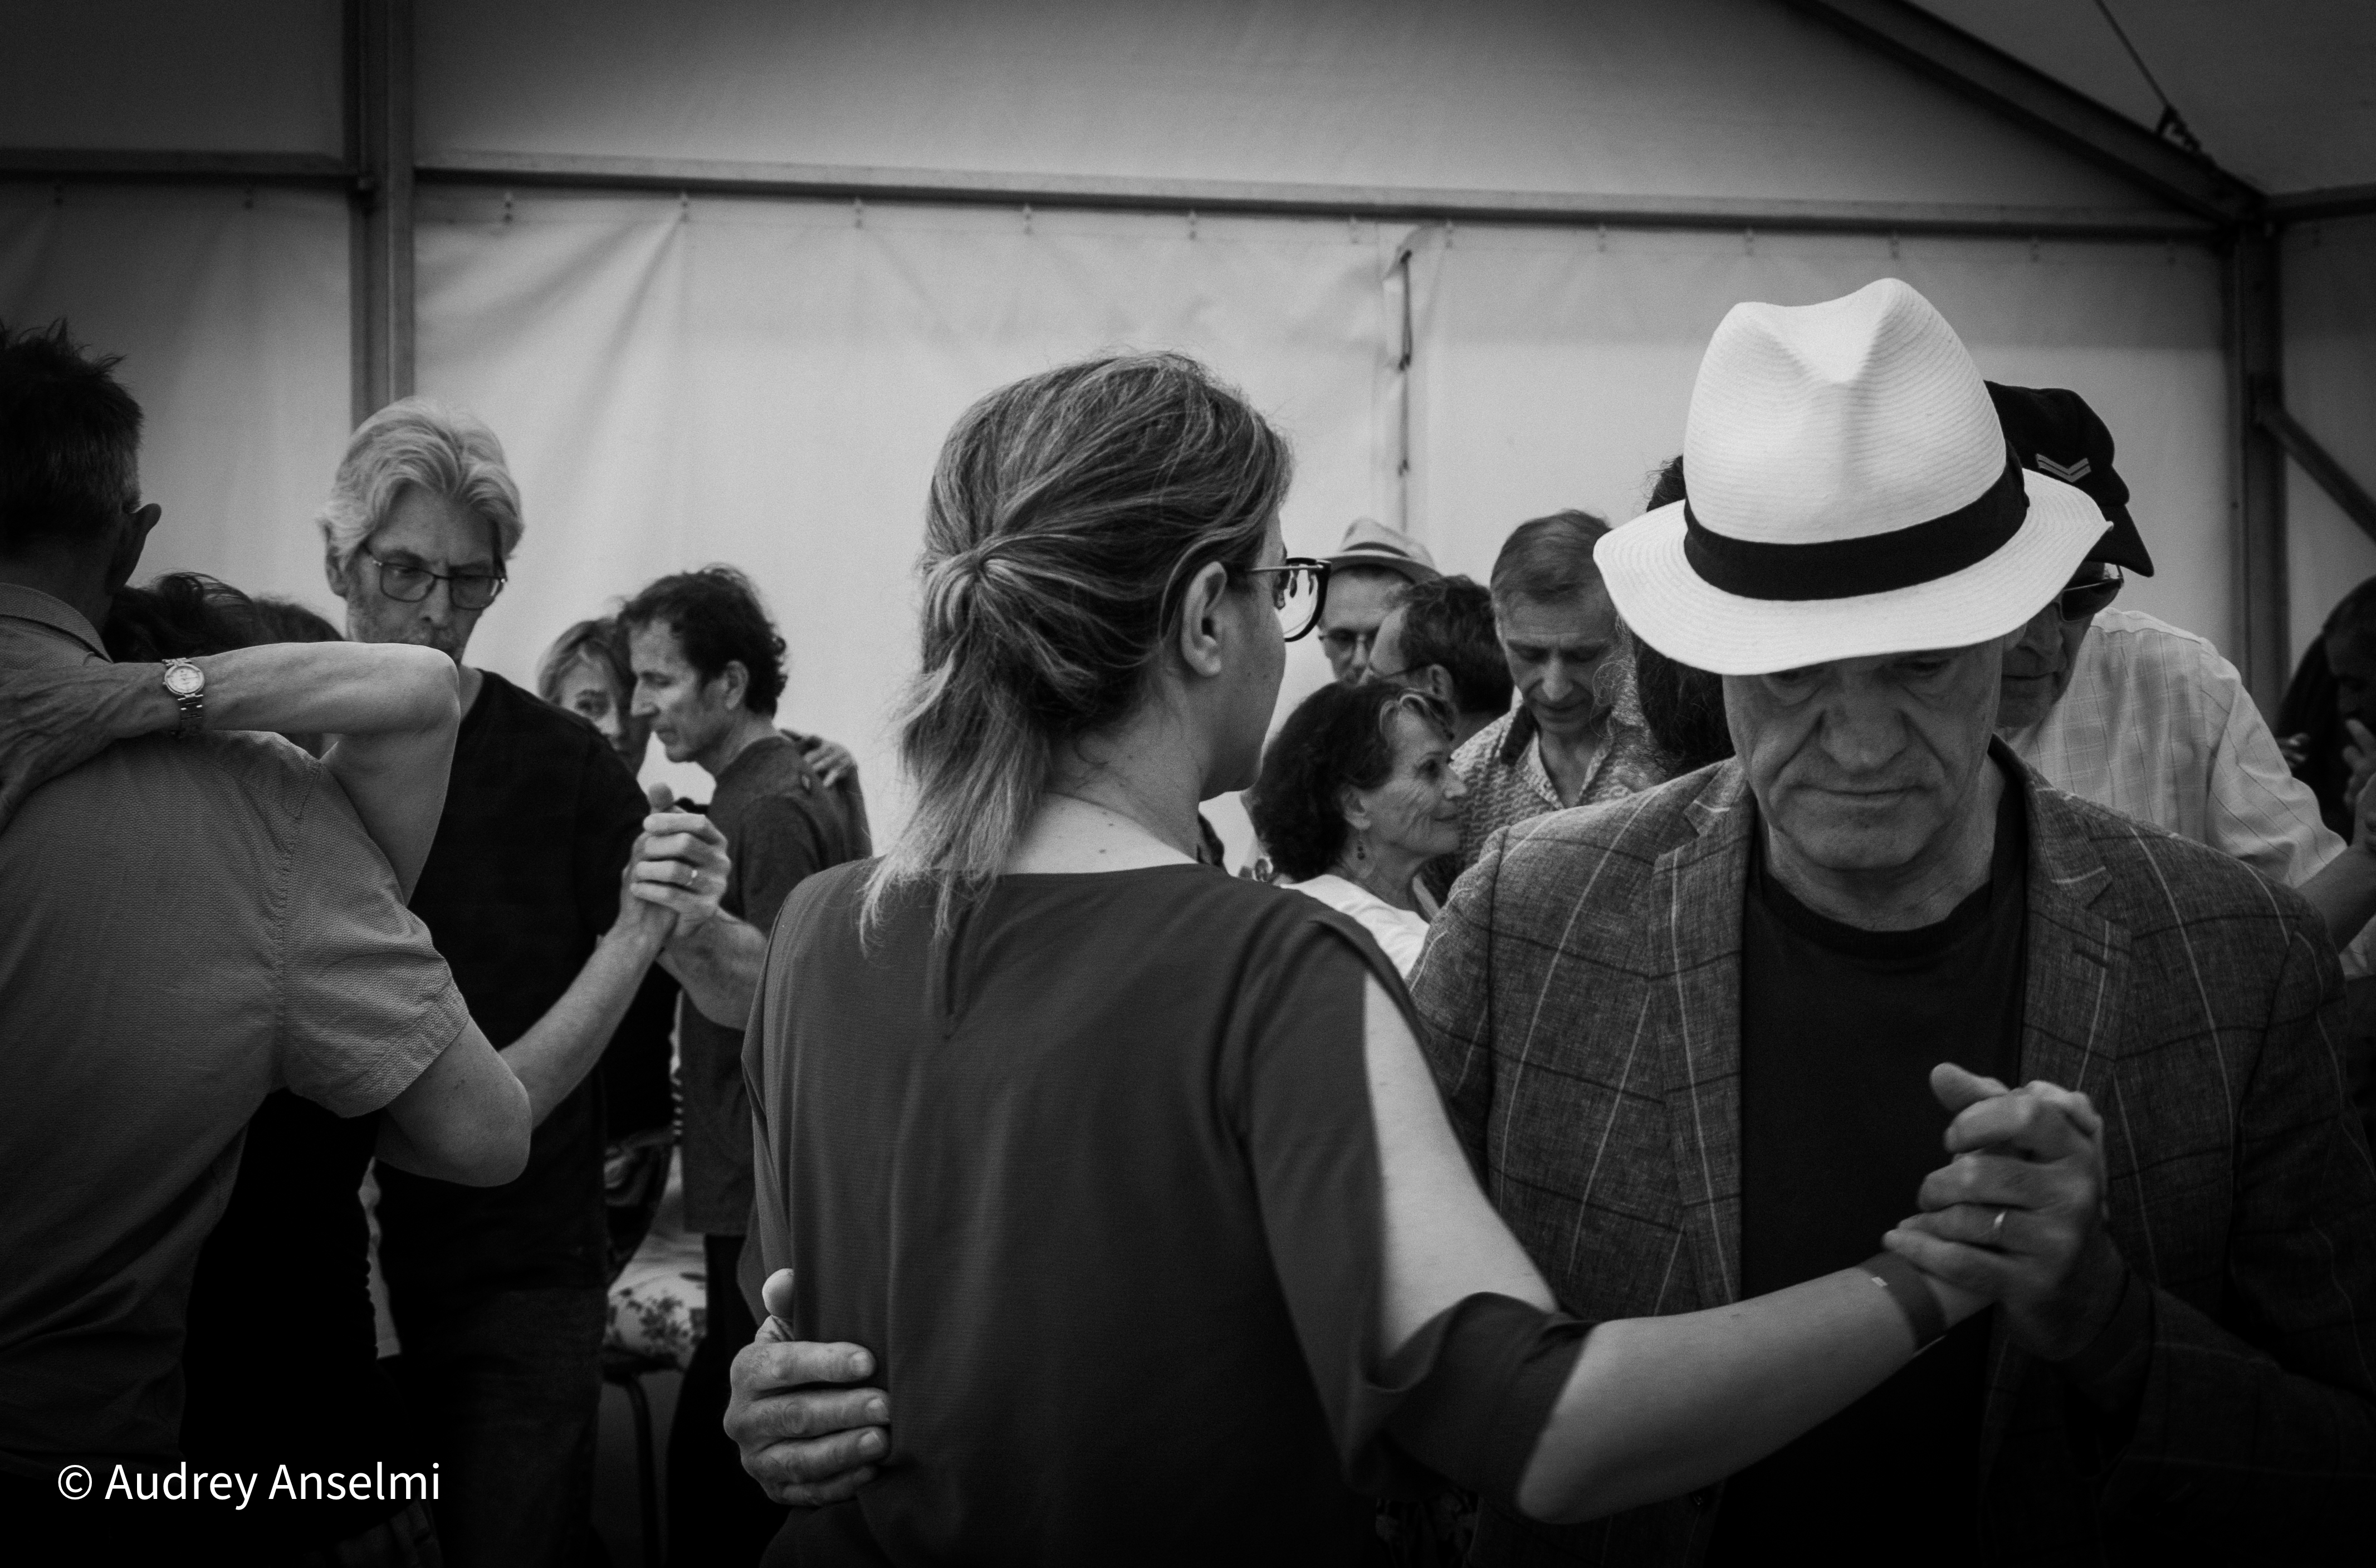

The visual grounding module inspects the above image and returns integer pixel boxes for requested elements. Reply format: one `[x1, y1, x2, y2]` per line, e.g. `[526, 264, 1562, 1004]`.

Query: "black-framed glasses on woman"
[1239, 557, 1331, 641]
[365, 553, 508, 611]
[2056, 563, 2123, 623]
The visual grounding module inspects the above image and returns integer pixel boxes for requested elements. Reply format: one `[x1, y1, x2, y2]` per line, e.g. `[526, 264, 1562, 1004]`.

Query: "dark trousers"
[392, 1284, 607, 1568]
[668, 1233, 789, 1567]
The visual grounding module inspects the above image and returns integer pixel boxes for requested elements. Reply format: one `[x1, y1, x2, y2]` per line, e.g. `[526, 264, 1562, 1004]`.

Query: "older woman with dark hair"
[1247, 682, 1465, 974]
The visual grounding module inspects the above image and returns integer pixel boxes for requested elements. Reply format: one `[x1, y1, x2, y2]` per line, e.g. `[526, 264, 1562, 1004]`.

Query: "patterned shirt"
[2004, 608, 2372, 974]
[1450, 705, 1666, 870]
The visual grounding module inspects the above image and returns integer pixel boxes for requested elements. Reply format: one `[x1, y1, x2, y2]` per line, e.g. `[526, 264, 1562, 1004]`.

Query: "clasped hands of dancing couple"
[721, 1060, 2125, 1515]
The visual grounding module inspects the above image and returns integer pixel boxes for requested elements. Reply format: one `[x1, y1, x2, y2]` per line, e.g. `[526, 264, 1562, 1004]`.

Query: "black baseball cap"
[1986, 382, 2153, 577]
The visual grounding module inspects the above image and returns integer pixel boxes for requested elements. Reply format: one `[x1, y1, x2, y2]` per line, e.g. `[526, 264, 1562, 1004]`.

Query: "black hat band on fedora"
[1681, 445, 2030, 602]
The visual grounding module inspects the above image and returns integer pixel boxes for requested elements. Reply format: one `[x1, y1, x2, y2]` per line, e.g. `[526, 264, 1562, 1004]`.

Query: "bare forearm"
[217, 646, 459, 895]
[501, 924, 669, 1125]
[659, 914, 769, 1028]
[1520, 1268, 1972, 1522]
[199, 642, 459, 738]
[2301, 847, 2376, 949]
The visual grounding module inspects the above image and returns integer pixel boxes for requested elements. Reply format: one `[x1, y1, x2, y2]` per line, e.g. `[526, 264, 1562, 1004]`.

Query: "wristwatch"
[162, 658, 207, 739]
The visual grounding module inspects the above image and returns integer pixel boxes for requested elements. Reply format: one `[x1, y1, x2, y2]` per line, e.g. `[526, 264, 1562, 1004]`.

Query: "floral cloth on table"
[605, 1148, 707, 1370]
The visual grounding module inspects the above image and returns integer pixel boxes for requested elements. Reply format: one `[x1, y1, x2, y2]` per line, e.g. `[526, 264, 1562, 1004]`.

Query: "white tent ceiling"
[1915, 1, 2376, 197]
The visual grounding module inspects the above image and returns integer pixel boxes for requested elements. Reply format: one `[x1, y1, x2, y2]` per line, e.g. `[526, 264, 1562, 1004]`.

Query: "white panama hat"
[1596, 278, 2106, 677]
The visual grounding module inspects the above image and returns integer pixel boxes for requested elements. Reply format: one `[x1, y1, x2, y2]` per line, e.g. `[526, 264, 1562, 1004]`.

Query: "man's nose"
[1816, 687, 1905, 771]
[1535, 662, 1572, 703]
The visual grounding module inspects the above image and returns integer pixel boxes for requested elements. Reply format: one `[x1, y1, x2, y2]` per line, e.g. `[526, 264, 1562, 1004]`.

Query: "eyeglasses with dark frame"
[2056, 564, 2123, 623]
[365, 553, 508, 611]
[1238, 557, 1332, 641]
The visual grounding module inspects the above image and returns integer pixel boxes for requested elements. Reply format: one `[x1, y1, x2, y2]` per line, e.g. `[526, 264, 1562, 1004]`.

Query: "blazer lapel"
[1978, 762, 2130, 1481]
[1653, 764, 1757, 1306]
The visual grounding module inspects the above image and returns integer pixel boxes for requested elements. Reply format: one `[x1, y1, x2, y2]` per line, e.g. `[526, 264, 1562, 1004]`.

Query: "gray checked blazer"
[1410, 747, 2376, 1566]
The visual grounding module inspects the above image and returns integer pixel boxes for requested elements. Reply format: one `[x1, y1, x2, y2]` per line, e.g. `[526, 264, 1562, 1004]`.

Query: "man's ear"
[1420, 664, 1457, 708]
[101, 502, 163, 594]
[1174, 561, 1232, 679]
[324, 547, 353, 600]
[715, 659, 751, 710]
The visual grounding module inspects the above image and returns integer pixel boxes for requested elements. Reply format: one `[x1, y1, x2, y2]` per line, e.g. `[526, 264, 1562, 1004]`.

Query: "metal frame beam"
[2267, 182, 2376, 224]
[2228, 227, 2289, 713]
[413, 149, 2214, 241]
[348, 0, 414, 426]
[0, 149, 352, 185]
[2259, 398, 2376, 550]
[412, 149, 2213, 241]
[1779, 0, 2262, 224]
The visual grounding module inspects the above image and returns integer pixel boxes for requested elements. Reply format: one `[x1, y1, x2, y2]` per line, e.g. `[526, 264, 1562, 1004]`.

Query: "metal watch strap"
[162, 658, 206, 739]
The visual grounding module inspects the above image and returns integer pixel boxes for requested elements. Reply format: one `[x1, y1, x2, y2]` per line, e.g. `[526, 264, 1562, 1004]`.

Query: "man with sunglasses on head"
[322, 399, 689, 1568]
[1991, 383, 2376, 957]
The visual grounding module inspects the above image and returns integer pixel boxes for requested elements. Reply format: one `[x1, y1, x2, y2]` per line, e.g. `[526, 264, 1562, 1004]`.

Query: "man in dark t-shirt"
[620, 566, 867, 1566]
[1709, 765, 2026, 1559]
[320, 400, 679, 1568]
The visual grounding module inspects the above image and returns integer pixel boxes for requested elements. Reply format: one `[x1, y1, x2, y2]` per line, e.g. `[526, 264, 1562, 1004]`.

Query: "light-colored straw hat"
[1327, 517, 1440, 585]
[1596, 278, 2105, 676]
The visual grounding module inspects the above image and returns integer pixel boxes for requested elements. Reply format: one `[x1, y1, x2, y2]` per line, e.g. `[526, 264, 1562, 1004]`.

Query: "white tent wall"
[417, 0, 2158, 212]
[2283, 214, 2376, 668]
[1403, 225, 2230, 646]
[413, 191, 1402, 855]
[0, 0, 2320, 862]
[0, 184, 353, 611]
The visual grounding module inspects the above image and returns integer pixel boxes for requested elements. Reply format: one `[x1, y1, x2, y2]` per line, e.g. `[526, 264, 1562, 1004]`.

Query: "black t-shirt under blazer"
[1712, 765, 2026, 1560]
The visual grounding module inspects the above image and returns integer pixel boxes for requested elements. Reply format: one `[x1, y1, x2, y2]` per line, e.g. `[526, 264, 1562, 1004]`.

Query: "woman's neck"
[1005, 714, 1206, 875]
[1330, 845, 1423, 912]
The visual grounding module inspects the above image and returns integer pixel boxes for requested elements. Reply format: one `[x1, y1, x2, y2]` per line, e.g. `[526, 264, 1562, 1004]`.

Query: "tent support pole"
[2258, 399, 2376, 550]
[349, 0, 414, 426]
[2228, 225, 2289, 714]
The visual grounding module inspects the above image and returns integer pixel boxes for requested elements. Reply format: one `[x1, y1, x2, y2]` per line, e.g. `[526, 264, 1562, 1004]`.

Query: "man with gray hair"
[1422, 279, 2376, 1559]
[322, 398, 685, 1568]
[1446, 509, 1663, 870]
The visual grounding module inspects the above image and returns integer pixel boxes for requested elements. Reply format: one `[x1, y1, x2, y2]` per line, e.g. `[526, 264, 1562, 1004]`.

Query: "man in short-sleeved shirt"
[0, 587, 469, 1473]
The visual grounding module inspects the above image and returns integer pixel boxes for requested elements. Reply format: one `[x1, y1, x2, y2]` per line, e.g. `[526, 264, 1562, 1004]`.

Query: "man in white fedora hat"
[1413, 278, 2376, 1561]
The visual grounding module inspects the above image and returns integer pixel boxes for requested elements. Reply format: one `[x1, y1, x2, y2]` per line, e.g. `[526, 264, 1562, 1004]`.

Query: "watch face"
[164, 663, 204, 697]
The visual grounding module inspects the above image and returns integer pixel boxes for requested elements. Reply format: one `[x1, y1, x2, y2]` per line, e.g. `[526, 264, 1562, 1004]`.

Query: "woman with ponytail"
[733, 352, 1992, 1563]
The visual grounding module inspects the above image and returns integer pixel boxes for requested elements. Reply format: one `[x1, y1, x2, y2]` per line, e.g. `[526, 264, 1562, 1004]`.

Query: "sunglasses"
[2056, 565, 2124, 623]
